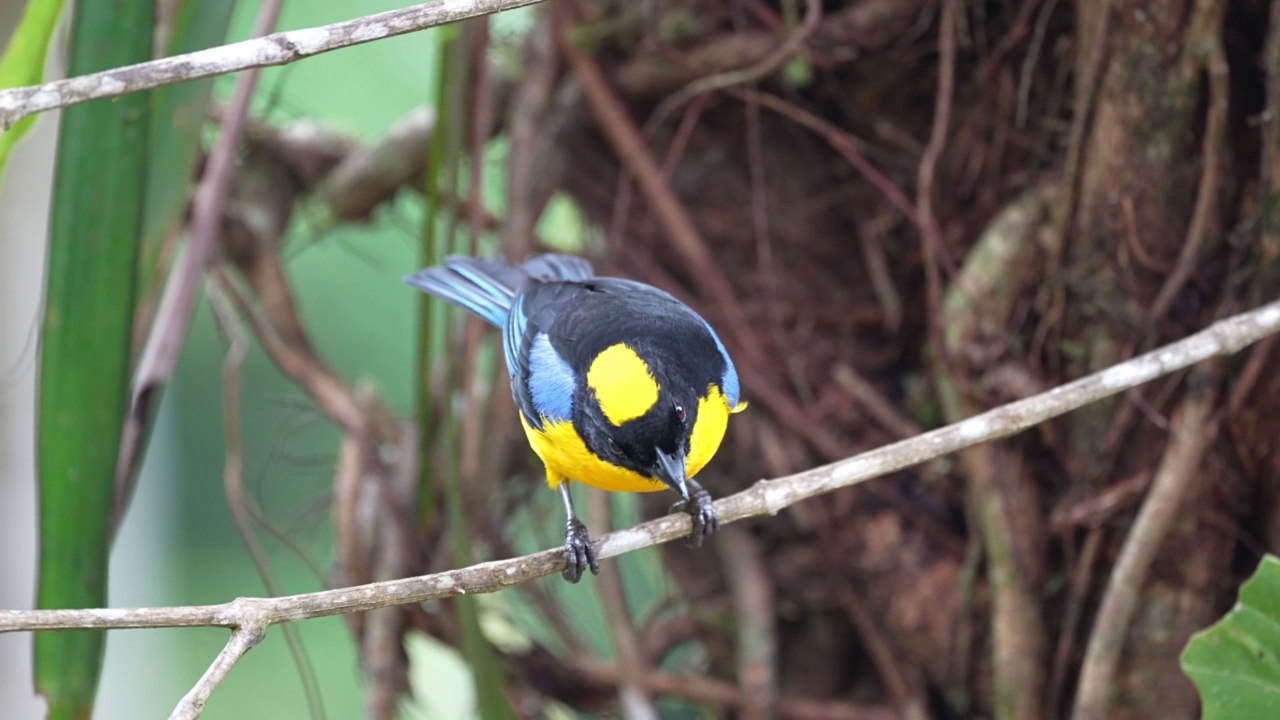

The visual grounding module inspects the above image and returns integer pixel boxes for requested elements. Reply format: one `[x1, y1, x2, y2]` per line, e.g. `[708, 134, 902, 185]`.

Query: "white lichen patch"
[1256, 305, 1280, 329]
[349, 22, 390, 43]
[958, 417, 991, 441]
[1099, 362, 1152, 389]
[601, 527, 650, 555]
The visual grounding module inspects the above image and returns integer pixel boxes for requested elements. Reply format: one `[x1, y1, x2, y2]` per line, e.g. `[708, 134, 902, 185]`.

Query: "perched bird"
[406, 254, 745, 582]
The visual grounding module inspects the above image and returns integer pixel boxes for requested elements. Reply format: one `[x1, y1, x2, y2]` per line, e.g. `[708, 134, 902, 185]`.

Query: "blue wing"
[524, 333, 575, 424]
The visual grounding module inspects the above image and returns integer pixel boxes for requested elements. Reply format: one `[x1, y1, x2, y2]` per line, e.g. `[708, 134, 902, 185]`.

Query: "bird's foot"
[672, 482, 719, 548]
[562, 516, 600, 583]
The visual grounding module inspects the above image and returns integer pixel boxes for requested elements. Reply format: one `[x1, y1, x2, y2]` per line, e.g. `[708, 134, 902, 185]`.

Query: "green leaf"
[1183, 554, 1280, 719]
[0, 0, 66, 182]
[35, 0, 152, 716]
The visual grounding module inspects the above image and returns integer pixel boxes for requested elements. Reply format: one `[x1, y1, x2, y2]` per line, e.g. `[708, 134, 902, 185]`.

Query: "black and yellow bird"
[406, 254, 745, 582]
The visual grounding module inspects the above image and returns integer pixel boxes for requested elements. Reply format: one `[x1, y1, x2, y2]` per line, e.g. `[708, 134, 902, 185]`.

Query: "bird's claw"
[672, 484, 719, 548]
[563, 516, 600, 583]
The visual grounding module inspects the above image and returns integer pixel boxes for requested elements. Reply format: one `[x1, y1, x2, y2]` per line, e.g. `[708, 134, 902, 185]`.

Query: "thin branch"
[2, 299, 1275, 638]
[208, 276, 328, 720]
[0, 0, 545, 129]
[555, 4, 759, 366]
[567, 656, 892, 720]
[1071, 368, 1222, 720]
[915, 0, 958, 329]
[169, 622, 267, 720]
[1147, 0, 1229, 326]
[717, 525, 778, 720]
[590, 491, 659, 720]
[643, 0, 823, 131]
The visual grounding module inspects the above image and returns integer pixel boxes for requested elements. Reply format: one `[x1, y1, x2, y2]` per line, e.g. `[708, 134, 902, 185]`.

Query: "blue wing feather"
[503, 294, 525, 379]
[526, 332, 575, 422]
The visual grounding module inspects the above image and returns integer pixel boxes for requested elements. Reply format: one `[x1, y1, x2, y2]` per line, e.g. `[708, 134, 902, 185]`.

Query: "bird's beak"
[654, 449, 688, 501]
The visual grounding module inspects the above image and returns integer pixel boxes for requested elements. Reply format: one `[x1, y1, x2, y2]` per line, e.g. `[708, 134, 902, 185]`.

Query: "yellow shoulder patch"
[687, 384, 731, 477]
[586, 343, 659, 426]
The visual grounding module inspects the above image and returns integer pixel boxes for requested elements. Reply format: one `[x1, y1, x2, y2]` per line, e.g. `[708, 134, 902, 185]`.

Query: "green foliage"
[0, 0, 65, 182]
[35, 0, 152, 716]
[1183, 554, 1280, 719]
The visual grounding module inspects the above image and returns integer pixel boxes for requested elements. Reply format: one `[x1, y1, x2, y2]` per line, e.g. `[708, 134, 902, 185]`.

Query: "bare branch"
[0, 0, 545, 129]
[1, 299, 1276, 636]
[1071, 368, 1222, 720]
[169, 621, 268, 720]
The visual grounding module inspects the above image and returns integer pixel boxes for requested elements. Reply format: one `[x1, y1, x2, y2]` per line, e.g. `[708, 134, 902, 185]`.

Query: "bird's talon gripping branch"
[678, 480, 719, 548]
[563, 516, 600, 583]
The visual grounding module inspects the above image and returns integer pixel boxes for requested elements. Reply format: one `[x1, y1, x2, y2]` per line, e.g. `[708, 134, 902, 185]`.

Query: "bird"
[405, 254, 745, 582]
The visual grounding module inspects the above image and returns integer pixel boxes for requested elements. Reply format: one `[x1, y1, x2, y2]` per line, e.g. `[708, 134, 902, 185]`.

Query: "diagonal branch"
[0, 0, 545, 129]
[3, 298, 1278, 637]
[169, 623, 267, 720]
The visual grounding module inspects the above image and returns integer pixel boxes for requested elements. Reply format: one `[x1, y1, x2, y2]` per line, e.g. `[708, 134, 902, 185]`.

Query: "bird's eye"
[674, 402, 686, 422]
[607, 438, 624, 456]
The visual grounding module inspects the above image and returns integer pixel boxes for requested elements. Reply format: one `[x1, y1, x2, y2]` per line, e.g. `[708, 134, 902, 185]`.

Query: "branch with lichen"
[0, 0, 544, 130]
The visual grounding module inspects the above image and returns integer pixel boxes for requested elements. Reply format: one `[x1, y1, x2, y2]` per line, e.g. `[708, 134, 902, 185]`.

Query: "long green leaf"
[1183, 554, 1280, 719]
[0, 0, 65, 182]
[35, 0, 152, 716]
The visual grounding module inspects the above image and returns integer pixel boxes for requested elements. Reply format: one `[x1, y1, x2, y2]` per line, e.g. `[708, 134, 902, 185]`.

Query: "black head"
[574, 342, 701, 498]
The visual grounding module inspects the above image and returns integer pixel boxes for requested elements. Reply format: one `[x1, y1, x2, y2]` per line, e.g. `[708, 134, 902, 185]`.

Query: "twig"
[312, 107, 437, 227]
[644, 0, 823, 131]
[1031, 0, 1112, 359]
[589, 492, 659, 720]
[0, 300, 1272, 636]
[937, 183, 1055, 720]
[208, 276, 327, 720]
[832, 364, 922, 440]
[736, 88, 920, 227]
[1146, 0, 1229, 326]
[1046, 527, 1104, 714]
[0, 0, 546, 128]
[915, 0, 958, 329]
[717, 525, 778, 720]
[501, 8, 557, 259]
[555, 4, 758, 365]
[1048, 471, 1153, 533]
[1071, 369, 1222, 720]
[361, 424, 419, 720]
[170, 623, 267, 720]
[567, 656, 892, 720]
[834, 586, 926, 720]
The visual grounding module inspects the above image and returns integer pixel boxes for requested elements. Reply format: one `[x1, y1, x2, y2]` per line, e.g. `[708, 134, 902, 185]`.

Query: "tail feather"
[404, 254, 595, 327]
[520, 254, 594, 283]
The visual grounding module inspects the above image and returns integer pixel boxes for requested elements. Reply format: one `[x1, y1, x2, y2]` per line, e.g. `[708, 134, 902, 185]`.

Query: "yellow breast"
[521, 383, 735, 493]
[521, 415, 665, 492]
